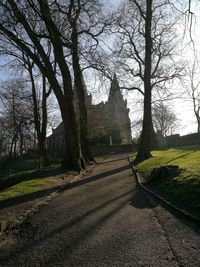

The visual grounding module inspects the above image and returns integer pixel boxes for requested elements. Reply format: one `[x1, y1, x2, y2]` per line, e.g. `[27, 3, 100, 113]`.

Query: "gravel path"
[0, 154, 199, 267]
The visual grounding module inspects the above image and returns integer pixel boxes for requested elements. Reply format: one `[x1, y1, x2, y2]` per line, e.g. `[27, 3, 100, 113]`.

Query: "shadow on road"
[132, 186, 200, 232]
[0, 164, 130, 210]
[0, 189, 134, 264]
[130, 189, 156, 209]
[1, 163, 200, 265]
[101, 157, 128, 164]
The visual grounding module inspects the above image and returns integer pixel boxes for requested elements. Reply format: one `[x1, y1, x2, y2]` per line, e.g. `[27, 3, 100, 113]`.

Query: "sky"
[1, 0, 200, 137]
[103, 0, 200, 136]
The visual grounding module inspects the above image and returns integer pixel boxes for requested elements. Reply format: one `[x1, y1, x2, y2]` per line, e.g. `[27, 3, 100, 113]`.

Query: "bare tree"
[0, 79, 33, 159]
[0, 47, 52, 167]
[25, 59, 51, 167]
[0, 0, 111, 169]
[0, 1, 85, 170]
[64, 0, 109, 162]
[152, 102, 179, 137]
[183, 61, 200, 133]
[111, 0, 182, 162]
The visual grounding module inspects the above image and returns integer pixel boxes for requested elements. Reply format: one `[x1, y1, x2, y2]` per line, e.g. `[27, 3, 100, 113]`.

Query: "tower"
[106, 74, 132, 143]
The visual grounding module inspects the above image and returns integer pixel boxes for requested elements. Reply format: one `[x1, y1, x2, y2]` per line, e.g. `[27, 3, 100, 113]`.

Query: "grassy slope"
[0, 156, 102, 204]
[0, 177, 58, 203]
[136, 146, 200, 215]
[0, 159, 72, 204]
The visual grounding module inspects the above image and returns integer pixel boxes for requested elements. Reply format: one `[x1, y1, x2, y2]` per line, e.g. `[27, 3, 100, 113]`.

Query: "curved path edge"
[128, 156, 200, 224]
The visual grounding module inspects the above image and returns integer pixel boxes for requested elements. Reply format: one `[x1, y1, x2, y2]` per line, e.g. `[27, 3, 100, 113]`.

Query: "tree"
[152, 102, 179, 137]
[183, 61, 200, 133]
[0, 79, 34, 159]
[0, 0, 110, 169]
[66, 0, 103, 162]
[112, 0, 182, 162]
[26, 61, 51, 167]
[0, 0, 84, 170]
[0, 46, 52, 167]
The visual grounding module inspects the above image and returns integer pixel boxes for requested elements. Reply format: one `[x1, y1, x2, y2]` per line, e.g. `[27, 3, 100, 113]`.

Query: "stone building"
[47, 74, 132, 153]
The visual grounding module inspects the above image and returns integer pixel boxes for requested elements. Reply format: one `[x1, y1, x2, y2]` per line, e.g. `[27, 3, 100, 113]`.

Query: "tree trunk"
[19, 128, 23, 158]
[40, 75, 50, 167]
[13, 135, 18, 159]
[71, 27, 93, 162]
[61, 104, 83, 170]
[38, 0, 84, 170]
[136, 0, 153, 163]
[28, 65, 50, 167]
[9, 136, 15, 160]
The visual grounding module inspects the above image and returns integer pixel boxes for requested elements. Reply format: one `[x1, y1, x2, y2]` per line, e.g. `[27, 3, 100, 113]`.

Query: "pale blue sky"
[0, 0, 199, 136]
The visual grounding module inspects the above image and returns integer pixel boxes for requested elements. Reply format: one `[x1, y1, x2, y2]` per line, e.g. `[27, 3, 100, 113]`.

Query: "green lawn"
[0, 156, 102, 206]
[0, 177, 58, 203]
[134, 146, 200, 215]
[0, 159, 73, 206]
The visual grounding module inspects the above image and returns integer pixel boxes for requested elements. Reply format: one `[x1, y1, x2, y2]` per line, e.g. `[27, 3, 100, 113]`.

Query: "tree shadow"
[101, 156, 129, 164]
[164, 151, 195, 164]
[0, 167, 65, 193]
[0, 189, 133, 264]
[130, 187, 156, 209]
[1, 171, 199, 265]
[0, 164, 130, 210]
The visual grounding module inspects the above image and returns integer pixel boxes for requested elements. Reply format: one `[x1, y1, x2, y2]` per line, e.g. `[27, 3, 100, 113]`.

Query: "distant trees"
[152, 102, 179, 137]
[0, 79, 34, 159]
[0, 51, 53, 167]
[184, 61, 200, 133]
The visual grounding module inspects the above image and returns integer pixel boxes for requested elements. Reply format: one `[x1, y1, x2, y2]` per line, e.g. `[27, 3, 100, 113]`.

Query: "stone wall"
[165, 133, 200, 147]
[91, 144, 134, 156]
[47, 144, 134, 158]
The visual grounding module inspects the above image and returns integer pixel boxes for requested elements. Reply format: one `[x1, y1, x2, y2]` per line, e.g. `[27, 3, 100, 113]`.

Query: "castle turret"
[106, 74, 132, 143]
[108, 73, 124, 104]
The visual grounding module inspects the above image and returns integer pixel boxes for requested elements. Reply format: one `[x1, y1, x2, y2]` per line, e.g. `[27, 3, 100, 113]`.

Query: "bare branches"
[183, 60, 200, 132]
[111, 0, 181, 99]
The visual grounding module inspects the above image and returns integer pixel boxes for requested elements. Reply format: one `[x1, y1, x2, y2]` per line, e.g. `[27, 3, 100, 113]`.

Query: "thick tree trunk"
[136, 0, 153, 163]
[40, 75, 50, 167]
[60, 104, 83, 170]
[71, 28, 93, 162]
[41, 67, 83, 170]
[38, 137, 49, 168]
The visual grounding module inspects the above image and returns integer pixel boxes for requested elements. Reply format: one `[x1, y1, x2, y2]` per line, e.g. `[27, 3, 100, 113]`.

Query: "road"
[0, 154, 199, 267]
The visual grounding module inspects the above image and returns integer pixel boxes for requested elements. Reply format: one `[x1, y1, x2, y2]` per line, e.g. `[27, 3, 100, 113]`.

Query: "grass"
[94, 156, 106, 162]
[0, 156, 101, 207]
[0, 158, 70, 207]
[0, 177, 58, 203]
[0, 159, 40, 178]
[134, 145, 200, 215]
